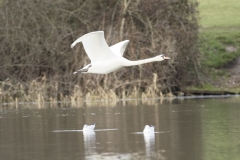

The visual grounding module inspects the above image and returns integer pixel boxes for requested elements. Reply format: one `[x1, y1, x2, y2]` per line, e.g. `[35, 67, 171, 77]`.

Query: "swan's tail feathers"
[71, 37, 83, 48]
[73, 64, 92, 74]
[73, 70, 84, 74]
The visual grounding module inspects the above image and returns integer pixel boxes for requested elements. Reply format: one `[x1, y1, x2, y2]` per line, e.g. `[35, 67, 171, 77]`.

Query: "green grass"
[199, 0, 240, 68]
[199, 0, 240, 28]
[197, 0, 240, 90]
[200, 30, 240, 68]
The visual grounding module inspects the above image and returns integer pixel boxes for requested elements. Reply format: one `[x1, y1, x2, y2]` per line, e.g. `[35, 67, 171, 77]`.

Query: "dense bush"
[0, 0, 199, 101]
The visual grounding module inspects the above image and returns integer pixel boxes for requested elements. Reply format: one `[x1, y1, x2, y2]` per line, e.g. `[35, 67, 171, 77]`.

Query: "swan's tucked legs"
[73, 64, 92, 74]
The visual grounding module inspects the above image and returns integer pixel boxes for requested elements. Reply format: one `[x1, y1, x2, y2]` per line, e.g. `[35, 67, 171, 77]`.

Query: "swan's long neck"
[123, 57, 159, 66]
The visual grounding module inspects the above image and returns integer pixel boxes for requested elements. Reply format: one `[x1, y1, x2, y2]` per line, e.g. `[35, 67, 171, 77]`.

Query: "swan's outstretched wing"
[110, 40, 129, 57]
[71, 31, 117, 63]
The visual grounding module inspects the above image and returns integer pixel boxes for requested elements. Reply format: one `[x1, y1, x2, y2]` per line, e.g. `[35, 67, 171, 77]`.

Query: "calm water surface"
[0, 96, 240, 160]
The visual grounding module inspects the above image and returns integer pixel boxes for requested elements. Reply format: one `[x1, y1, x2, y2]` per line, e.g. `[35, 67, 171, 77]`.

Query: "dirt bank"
[225, 57, 240, 88]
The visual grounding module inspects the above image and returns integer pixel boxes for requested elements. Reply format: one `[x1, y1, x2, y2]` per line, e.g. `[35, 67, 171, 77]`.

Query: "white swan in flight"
[71, 31, 170, 74]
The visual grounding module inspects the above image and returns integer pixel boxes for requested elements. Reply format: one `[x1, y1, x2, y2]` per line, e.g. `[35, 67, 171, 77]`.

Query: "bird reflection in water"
[83, 124, 96, 156]
[143, 125, 156, 159]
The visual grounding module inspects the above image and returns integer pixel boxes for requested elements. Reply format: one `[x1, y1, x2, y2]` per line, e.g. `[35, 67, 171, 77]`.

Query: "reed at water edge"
[0, 73, 178, 108]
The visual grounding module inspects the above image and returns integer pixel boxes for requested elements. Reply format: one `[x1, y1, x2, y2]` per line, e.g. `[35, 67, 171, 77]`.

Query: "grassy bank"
[200, 30, 240, 68]
[199, 0, 240, 28]
[198, 0, 240, 89]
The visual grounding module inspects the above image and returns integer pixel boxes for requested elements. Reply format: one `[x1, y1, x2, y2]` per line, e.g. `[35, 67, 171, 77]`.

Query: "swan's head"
[143, 125, 150, 132]
[145, 125, 150, 129]
[155, 54, 171, 61]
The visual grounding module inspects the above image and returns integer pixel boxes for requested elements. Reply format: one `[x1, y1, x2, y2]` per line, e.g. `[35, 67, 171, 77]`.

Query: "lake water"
[0, 96, 240, 160]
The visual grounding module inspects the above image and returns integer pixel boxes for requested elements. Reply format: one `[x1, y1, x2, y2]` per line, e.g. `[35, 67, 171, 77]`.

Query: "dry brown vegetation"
[0, 0, 199, 104]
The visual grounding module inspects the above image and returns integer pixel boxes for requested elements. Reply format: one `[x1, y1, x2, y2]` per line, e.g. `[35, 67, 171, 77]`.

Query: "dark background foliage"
[0, 0, 199, 99]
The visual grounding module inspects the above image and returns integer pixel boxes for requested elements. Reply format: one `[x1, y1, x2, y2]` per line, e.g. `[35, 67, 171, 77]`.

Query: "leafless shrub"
[0, 0, 199, 102]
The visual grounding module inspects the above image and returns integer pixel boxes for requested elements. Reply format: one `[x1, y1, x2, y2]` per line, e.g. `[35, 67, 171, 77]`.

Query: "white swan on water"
[71, 31, 171, 74]
[83, 124, 95, 131]
[143, 125, 155, 133]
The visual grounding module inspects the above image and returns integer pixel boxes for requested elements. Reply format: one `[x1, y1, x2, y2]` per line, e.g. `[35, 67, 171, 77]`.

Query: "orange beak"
[164, 56, 171, 59]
